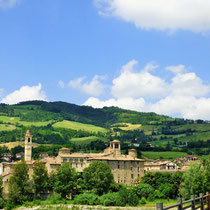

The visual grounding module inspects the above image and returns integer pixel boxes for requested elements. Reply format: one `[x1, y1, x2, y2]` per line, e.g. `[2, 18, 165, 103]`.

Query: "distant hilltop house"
[0, 131, 145, 194]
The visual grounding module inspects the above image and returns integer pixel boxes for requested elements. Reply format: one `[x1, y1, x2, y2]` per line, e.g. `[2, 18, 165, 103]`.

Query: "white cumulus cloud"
[84, 97, 146, 111]
[94, 0, 210, 32]
[0, 0, 20, 9]
[69, 75, 106, 96]
[0, 83, 47, 105]
[83, 60, 210, 120]
[111, 60, 169, 99]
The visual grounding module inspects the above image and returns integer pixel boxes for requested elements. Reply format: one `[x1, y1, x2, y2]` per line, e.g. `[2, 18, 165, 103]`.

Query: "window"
[28, 138, 30, 143]
[80, 159, 84, 162]
[76, 163, 78, 168]
[81, 163, 83, 167]
[138, 167, 140, 172]
[131, 167, 133, 171]
[131, 174, 134, 179]
[138, 174, 140, 177]
[63, 158, 67, 162]
[118, 164, 120, 169]
[74, 158, 78, 162]
[137, 161, 139, 164]
[115, 144, 119, 149]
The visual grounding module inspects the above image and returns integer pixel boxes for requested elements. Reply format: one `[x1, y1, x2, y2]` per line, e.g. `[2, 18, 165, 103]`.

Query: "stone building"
[0, 131, 145, 194]
[55, 140, 144, 185]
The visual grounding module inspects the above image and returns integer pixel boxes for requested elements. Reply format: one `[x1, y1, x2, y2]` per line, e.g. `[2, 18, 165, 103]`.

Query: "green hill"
[0, 100, 209, 158]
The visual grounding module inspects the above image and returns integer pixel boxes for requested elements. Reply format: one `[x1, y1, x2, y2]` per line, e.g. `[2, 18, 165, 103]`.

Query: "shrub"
[139, 197, 147, 205]
[0, 198, 5, 209]
[157, 183, 174, 199]
[46, 193, 65, 204]
[118, 188, 139, 206]
[100, 192, 124, 206]
[134, 183, 154, 199]
[73, 193, 100, 205]
[127, 190, 139, 206]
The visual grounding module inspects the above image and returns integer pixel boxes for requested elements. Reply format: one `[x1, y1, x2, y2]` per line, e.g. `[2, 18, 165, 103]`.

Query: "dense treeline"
[0, 125, 106, 144]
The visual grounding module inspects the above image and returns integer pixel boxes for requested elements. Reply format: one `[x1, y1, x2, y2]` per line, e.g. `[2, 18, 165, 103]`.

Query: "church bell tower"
[25, 130, 32, 161]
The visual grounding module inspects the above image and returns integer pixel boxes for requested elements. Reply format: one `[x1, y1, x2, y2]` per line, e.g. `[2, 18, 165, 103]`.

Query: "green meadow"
[53, 120, 108, 133]
[0, 116, 52, 127]
[142, 151, 188, 160]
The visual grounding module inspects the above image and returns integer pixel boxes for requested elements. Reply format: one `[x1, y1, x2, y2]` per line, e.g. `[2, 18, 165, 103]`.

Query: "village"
[0, 130, 202, 195]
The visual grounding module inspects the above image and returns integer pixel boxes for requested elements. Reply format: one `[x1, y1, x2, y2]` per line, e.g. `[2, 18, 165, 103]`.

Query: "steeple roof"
[25, 130, 31, 136]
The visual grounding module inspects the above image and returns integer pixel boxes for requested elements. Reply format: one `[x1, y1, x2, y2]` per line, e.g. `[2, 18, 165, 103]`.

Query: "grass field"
[0, 116, 52, 127]
[53, 120, 108, 133]
[112, 123, 142, 131]
[0, 124, 16, 131]
[71, 136, 102, 144]
[142, 151, 188, 160]
[0, 141, 46, 149]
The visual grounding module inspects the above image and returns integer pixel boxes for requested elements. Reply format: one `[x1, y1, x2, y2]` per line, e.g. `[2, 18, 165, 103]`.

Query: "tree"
[83, 161, 114, 195]
[32, 160, 48, 197]
[181, 163, 205, 199]
[134, 183, 154, 199]
[54, 163, 77, 199]
[8, 160, 31, 205]
[203, 155, 210, 193]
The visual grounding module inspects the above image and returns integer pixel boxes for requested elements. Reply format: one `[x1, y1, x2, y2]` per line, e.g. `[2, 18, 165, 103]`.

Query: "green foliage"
[118, 187, 139, 206]
[203, 155, 210, 193]
[8, 160, 32, 205]
[54, 163, 77, 199]
[141, 171, 183, 199]
[154, 184, 174, 199]
[32, 160, 49, 197]
[83, 161, 114, 195]
[134, 183, 154, 199]
[73, 193, 100, 205]
[181, 163, 205, 199]
[139, 197, 147, 205]
[99, 192, 124, 206]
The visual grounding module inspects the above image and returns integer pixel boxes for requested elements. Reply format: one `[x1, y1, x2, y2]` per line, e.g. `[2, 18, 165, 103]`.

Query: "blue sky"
[1, 0, 210, 120]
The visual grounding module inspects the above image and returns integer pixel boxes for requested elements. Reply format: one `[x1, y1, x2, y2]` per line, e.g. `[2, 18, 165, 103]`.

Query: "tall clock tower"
[25, 130, 32, 161]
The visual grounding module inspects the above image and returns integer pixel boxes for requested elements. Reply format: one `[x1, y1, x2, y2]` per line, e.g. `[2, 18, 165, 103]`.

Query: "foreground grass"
[53, 120, 108, 133]
[142, 151, 188, 160]
[18, 199, 177, 210]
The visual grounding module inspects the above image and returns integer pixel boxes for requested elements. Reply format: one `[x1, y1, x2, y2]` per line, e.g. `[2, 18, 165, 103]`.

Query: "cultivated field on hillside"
[53, 120, 108, 133]
[0, 116, 52, 127]
[142, 151, 188, 160]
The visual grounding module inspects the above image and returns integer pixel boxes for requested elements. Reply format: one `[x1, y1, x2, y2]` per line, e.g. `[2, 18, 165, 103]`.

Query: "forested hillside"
[0, 100, 209, 159]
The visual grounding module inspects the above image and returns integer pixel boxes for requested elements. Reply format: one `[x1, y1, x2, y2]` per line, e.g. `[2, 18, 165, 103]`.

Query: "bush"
[0, 198, 5, 209]
[127, 190, 139, 206]
[46, 193, 65, 204]
[157, 183, 174, 199]
[118, 188, 139, 206]
[134, 183, 154, 199]
[139, 197, 147, 205]
[73, 193, 100, 205]
[100, 192, 124, 206]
